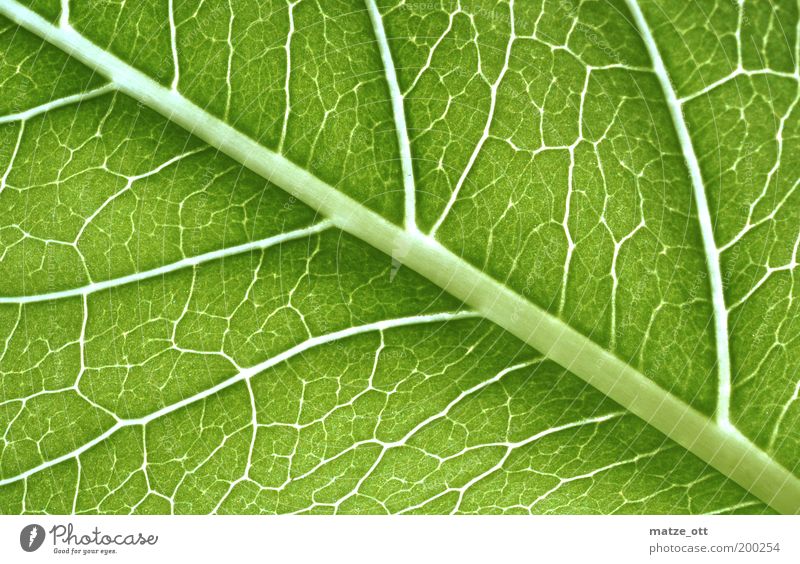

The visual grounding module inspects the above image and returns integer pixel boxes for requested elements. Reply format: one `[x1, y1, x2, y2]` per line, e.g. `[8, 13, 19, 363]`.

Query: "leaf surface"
[0, 0, 797, 514]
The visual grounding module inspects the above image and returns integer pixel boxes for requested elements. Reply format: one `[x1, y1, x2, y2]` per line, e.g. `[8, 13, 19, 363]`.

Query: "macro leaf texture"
[0, 0, 797, 515]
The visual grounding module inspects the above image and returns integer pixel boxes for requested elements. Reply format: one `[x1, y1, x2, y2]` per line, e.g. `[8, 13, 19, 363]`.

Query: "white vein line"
[0, 83, 114, 124]
[0, 311, 479, 486]
[168, 0, 179, 90]
[58, 0, 68, 28]
[719, 98, 800, 254]
[396, 360, 539, 445]
[734, 0, 743, 69]
[0, 120, 23, 193]
[278, 0, 296, 152]
[1, 0, 798, 514]
[625, 0, 732, 428]
[365, 0, 417, 232]
[331, 330, 528, 509]
[224, 0, 235, 120]
[0, 221, 333, 304]
[429, 0, 515, 236]
[559, 146, 576, 314]
[706, 500, 763, 515]
[679, 67, 800, 104]
[526, 447, 661, 511]
[770, 378, 800, 451]
[141, 312, 479, 424]
[404, 7, 457, 96]
[72, 147, 208, 245]
[448, 412, 626, 514]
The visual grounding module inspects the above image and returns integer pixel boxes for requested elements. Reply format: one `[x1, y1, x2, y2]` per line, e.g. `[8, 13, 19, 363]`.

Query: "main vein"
[624, 0, 732, 427]
[0, 0, 797, 514]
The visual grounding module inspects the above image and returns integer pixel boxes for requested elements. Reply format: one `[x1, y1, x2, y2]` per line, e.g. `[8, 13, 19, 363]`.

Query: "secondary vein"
[364, 0, 418, 232]
[624, 0, 733, 428]
[0, 311, 480, 486]
[0, 221, 333, 304]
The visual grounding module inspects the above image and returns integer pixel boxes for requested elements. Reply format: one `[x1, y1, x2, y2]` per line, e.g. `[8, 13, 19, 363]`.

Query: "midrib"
[0, 0, 797, 514]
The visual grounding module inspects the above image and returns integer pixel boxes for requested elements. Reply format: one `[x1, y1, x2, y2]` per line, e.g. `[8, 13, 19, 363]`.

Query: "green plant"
[0, 0, 797, 514]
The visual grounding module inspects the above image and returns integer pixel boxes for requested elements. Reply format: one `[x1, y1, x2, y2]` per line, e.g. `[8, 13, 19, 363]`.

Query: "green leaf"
[0, 0, 797, 514]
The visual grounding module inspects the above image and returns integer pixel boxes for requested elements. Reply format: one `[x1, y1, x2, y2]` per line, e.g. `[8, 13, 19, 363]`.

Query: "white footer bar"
[0, 515, 797, 563]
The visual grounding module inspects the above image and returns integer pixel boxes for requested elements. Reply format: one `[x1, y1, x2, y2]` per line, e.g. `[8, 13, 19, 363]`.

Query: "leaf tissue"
[0, 0, 797, 515]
